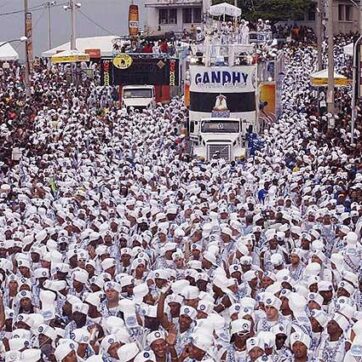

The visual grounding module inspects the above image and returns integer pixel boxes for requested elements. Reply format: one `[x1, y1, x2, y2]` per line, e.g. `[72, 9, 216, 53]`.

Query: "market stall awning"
[0, 42, 19, 61]
[310, 69, 349, 87]
[43, 36, 120, 58]
[51, 49, 90, 64]
[209, 2, 241, 17]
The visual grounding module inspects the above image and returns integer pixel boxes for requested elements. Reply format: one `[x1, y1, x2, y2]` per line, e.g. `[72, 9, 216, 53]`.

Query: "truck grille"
[207, 144, 231, 161]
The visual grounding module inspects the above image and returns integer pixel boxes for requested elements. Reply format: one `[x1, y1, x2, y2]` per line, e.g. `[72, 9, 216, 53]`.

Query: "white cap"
[308, 292, 324, 307]
[290, 331, 311, 348]
[70, 327, 90, 344]
[101, 334, 119, 352]
[38, 324, 57, 341]
[180, 305, 197, 319]
[264, 295, 282, 310]
[246, 337, 264, 352]
[318, 280, 333, 292]
[134, 350, 156, 362]
[72, 302, 89, 315]
[72, 269, 89, 284]
[182, 285, 200, 300]
[146, 330, 166, 345]
[310, 309, 328, 328]
[101, 258, 116, 271]
[332, 313, 350, 333]
[116, 342, 139, 361]
[21, 349, 41, 362]
[54, 339, 78, 361]
[191, 333, 214, 352]
[5, 351, 21, 362]
[104, 281, 121, 292]
[231, 319, 251, 335]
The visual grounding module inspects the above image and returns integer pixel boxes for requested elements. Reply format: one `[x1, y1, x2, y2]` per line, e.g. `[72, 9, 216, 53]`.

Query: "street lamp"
[63, 1, 82, 50]
[45, 1, 57, 49]
[0, 36, 28, 49]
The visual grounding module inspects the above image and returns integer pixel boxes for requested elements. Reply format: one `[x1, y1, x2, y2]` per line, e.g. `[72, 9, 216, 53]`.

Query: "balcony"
[145, 0, 202, 7]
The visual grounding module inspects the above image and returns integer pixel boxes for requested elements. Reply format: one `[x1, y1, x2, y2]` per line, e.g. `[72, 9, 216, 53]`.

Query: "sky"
[0, 0, 145, 58]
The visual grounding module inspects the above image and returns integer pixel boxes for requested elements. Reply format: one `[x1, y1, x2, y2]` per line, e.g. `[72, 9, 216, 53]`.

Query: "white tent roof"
[344, 43, 353, 57]
[41, 35, 120, 58]
[209, 2, 241, 17]
[0, 42, 19, 61]
[310, 69, 347, 79]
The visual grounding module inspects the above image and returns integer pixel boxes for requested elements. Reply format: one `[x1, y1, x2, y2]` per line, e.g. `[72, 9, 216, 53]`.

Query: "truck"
[121, 85, 156, 111]
[190, 118, 245, 161]
[187, 58, 259, 162]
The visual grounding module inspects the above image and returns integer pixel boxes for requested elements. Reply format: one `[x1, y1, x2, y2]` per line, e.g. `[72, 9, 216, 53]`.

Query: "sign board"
[212, 110, 230, 118]
[189, 65, 257, 93]
[113, 54, 133, 69]
[259, 82, 276, 124]
[85, 49, 101, 59]
[189, 65, 257, 114]
[101, 57, 179, 86]
[129, 5, 139, 37]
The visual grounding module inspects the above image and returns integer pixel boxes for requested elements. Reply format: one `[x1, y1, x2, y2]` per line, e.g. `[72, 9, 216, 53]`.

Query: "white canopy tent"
[41, 35, 120, 58]
[209, 2, 241, 18]
[0, 42, 19, 61]
[51, 49, 90, 64]
[310, 69, 349, 87]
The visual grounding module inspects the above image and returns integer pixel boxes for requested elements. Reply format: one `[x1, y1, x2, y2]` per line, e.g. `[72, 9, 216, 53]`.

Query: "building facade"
[144, 0, 361, 36]
[144, 0, 211, 36]
[294, 0, 360, 34]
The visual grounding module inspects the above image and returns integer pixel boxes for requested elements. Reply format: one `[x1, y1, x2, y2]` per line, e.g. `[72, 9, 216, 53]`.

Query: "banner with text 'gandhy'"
[189, 65, 257, 113]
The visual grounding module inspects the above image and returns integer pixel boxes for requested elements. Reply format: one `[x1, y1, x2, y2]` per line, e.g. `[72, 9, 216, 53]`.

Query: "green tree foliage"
[211, 0, 313, 22]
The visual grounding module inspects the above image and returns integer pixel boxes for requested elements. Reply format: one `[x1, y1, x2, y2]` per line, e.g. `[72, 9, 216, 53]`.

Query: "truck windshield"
[123, 89, 152, 98]
[201, 121, 239, 133]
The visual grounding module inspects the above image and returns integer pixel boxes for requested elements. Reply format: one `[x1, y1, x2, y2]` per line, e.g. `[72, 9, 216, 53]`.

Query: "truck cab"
[190, 118, 246, 162]
[122, 85, 156, 111]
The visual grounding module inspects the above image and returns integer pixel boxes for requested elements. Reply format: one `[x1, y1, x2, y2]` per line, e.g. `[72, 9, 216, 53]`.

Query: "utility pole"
[360, 0, 362, 35]
[327, 0, 335, 113]
[351, 1, 362, 144]
[48, 3, 51, 49]
[46, 2, 56, 49]
[316, 0, 323, 70]
[24, 0, 30, 96]
[70, 0, 76, 50]
[64, 1, 80, 50]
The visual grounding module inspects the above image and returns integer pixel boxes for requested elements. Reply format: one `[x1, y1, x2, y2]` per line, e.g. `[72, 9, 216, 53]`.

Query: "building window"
[159, 8, 177, 25]
[338, 4, 344, 21]
[159, 9, 168, 24]
[193, 7, 202, 23]
[169, 9, 177, 24]
[183, 8, 192, 23]
[338, 4, 353, 21]
[307, 3, 316, 21]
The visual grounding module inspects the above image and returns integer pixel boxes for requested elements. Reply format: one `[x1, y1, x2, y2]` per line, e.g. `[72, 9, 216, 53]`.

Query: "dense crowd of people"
[0, 24, 361, 362]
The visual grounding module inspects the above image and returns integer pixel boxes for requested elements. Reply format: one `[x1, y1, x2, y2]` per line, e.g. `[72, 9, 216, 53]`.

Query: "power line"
[78, 9, 118, 36]
[12, 8, 46, 53]
[0, 1, 12, 10]
[0, 2, 67, 17]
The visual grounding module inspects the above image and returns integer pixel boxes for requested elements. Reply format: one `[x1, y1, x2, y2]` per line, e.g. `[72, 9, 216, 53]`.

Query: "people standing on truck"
[160, 39, 169, 54]
[142, 42, 153, 53]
